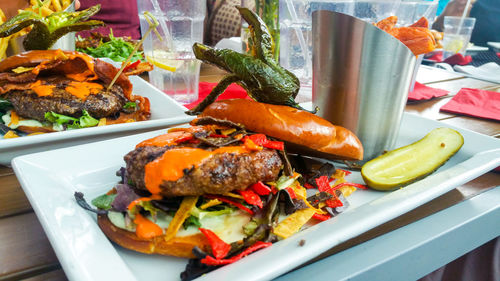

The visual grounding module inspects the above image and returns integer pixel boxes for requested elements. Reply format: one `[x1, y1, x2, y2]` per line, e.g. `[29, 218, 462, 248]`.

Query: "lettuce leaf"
[45, 110, 99, 129]
[91, 193, 117, 210]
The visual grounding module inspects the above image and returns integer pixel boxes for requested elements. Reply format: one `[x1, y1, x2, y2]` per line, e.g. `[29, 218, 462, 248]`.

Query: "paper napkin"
[185, 82, 250, 109]
[408, 82, 449, 101]
[440, 88, 500, 121]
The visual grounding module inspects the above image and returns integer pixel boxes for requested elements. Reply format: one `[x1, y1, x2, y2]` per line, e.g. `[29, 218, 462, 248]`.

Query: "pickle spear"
[361, 127, 464, 191]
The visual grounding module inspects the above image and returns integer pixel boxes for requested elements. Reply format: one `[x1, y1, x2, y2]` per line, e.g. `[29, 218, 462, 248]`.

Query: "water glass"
[442, 16, 476, 60]
[137, 0, 206, 104]
[279, 0, 438, 89]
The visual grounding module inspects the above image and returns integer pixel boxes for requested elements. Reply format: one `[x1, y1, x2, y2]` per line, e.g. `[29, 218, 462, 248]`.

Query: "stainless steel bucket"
[312, 10, 416, 162]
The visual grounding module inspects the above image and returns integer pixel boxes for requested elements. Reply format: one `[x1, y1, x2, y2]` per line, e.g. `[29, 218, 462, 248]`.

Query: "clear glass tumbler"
[137, 0, 206, 104]
[442, 16, 476, 60]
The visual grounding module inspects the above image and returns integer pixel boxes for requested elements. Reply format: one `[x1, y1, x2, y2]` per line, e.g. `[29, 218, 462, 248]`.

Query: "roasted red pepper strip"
[285, 187, 297, 199]
[209, 134, 228, 138]
[312, 213, 331, 221]
[205, 195, 254, 215]
[303, 183, 315, 189]
[123, 59, 141, 72]
[247, 134, 267, 145]
[244, 134, 284, 151]
[250, 181, 272, 195]
[201, 241, 272, 266]
[238, 189, 263, 208]
[199, 228, 231, 259]
[264, 140, 284, 151]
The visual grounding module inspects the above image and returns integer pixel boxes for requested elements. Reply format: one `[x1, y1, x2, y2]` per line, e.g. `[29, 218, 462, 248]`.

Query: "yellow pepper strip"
[4, 131, 19, 138]
[200, 199, 222, 210]
[221, 128, 236, 135]
[9, 110, 19, 126]
[223, 192, 244, 200]
[273, 208, 316, 239]
[27, 132, 46, 136]
[164, 196, 198, 242]
[98, 118, 106, 126]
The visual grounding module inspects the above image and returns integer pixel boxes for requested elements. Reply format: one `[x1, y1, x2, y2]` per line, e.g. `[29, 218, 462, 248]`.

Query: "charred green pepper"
[0, 4, 104, 50]
[186, 7, 315, 116]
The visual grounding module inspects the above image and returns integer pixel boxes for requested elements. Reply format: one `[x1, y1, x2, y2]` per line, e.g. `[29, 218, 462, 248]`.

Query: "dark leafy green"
[183, 215, 202, 230]
[91, 194, 117, 210]
[77, 31, 144, 62]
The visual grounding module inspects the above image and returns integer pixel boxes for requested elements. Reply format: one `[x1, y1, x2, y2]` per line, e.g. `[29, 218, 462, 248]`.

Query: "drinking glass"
[442, 16, 476, 60]
[137, 0, 206, 104]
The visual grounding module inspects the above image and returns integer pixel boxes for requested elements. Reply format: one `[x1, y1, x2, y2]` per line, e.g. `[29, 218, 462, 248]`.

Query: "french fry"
[51, 0, 62, 11]
[0, 8, 6, 23]
[39, 6, 54, 16]
[61, 0, 71, 9]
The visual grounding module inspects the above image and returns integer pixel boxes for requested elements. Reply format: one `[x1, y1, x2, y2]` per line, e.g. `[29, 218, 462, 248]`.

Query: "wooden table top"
[0, 64, 499, 281]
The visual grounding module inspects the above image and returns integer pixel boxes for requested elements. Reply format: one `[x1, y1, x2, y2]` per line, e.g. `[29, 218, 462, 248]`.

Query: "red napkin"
[425, 51, 472, 66]
[440, 88, 500, 121]
[444, 53, 472, 66]
[408, 82, 449, 101]
[184, 82, 250, 109]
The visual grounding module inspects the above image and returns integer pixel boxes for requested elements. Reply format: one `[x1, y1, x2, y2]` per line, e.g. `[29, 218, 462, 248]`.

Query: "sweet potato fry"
[375, 16, 436, 56]
[375, 16, 398, 33]
[409, 17, 429, 28]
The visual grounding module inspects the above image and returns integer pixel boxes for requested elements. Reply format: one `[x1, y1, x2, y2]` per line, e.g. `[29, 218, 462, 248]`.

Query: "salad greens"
[91, 194, 117, 210]
[0, 99, 13, 117]
[77, 31, 144, 62]
[44, 109, 99, 129]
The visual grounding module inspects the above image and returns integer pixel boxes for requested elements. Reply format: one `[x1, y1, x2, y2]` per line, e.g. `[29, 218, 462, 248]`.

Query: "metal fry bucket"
[312, 10, 416, 162]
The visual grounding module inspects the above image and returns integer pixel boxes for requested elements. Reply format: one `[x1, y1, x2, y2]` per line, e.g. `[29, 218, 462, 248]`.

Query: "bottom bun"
[97, 214, 210, 258]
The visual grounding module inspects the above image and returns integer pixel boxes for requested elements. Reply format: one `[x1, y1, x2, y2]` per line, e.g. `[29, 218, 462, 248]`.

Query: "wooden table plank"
[424, 78, 498, 95]
[440, 116, 500, 137]
[23, 269, 67, 281]
[0, 174, 31, 218]
[0, 212, 58, 279]
[405, 96, 456, 121]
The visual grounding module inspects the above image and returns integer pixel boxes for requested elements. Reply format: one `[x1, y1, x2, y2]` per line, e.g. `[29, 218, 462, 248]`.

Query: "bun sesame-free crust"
[199, 99, 363, 160]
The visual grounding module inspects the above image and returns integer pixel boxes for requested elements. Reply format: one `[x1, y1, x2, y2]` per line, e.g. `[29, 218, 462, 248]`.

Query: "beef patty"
[125, 145, 283, 197]
[3, 78, 127, 121]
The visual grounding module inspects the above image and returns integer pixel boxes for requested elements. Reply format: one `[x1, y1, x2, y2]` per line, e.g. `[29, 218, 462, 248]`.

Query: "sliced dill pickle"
[361, 127, 464, 191]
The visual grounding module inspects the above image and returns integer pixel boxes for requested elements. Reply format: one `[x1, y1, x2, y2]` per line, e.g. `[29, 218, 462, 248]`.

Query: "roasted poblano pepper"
[0, 4, 104, 50]
[186, 7, 316, 115]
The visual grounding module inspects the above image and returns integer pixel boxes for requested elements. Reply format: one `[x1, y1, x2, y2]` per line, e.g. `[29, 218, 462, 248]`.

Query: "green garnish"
[0, 99, 13, 115]
[183, 215, 202, 230]
[77, 30, 144, 62]
[44, 109, 99, 129]
[91, 194, 117, 210]
[123, 101, 137, 109]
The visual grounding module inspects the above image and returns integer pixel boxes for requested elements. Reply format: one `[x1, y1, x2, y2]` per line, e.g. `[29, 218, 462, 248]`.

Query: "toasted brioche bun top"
[199, 99, 363, 160]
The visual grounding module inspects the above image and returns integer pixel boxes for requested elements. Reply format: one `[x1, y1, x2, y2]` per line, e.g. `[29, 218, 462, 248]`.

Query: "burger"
[0, 49, 150, 136]
[75, 99, 363, 280]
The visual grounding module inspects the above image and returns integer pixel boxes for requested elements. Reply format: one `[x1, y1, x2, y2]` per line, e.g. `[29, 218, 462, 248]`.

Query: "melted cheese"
[144, 146, 250, 194]
[30, 80, 55, 97]
[64, 81, 103, 100]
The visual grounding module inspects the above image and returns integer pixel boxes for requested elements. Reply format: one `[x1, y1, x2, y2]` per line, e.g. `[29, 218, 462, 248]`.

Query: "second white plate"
[0, 76, 194, 165]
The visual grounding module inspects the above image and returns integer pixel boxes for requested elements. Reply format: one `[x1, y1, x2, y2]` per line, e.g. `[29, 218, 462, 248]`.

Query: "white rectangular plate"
[12, 113, 500, 281]
[0, 76, 194, 165]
